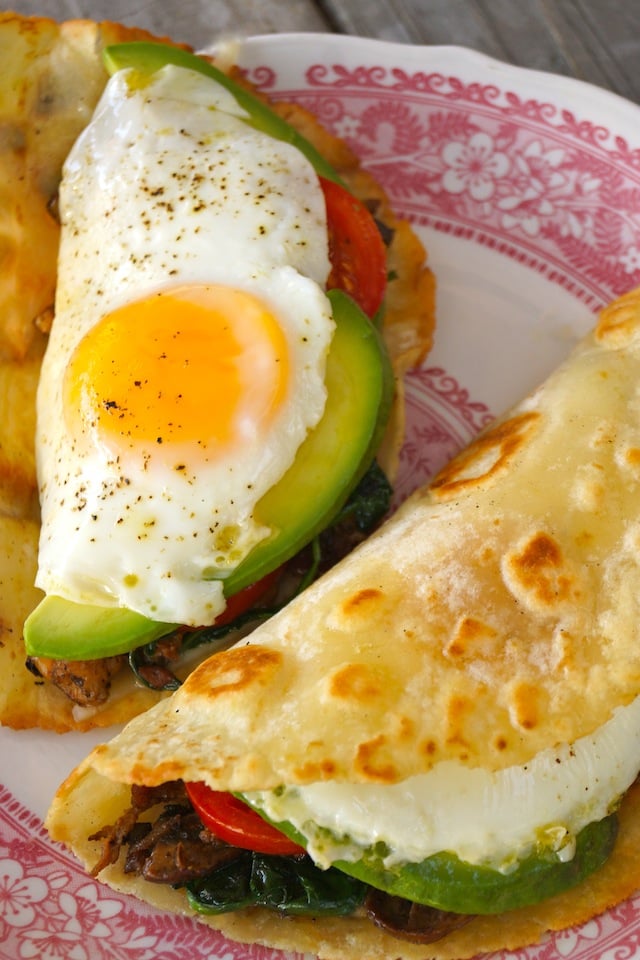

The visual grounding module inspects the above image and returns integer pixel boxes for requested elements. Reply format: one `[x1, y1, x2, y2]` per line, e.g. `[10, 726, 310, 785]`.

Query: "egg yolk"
[64, 284, 289, 456]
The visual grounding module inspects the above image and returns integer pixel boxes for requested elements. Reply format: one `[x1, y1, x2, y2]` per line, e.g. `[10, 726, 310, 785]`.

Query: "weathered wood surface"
[7, 0, 640, 103]
[320, 0, 640, 103]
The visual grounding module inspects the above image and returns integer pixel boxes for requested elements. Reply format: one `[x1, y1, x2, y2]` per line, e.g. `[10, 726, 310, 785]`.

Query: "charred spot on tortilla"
[184, 647, 283, 698]
[443, 615, 499, 661]
[595, 286, 640, 345]
[339, 586, 386, 618]
[502, 531, 580, 611]
[443, 693, 473, 752]
[620, 446, 640, 474]
[506, 679, 543, 732]
[430, 412, 540, 500]
[292, 757, 339, 781]
[327, 662, 385, 702]
[355, 734, 400, 782]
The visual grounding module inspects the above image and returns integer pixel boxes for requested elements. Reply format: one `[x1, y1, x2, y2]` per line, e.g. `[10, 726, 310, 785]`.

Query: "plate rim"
[3, 27, 640, 960]
[233, 30, 640, 137]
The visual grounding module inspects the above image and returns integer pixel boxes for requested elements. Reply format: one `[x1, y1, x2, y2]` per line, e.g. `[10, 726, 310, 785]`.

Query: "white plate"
[3, 32, 640, 960]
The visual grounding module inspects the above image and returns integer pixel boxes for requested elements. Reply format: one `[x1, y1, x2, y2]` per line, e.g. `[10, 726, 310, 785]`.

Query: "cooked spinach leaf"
[333, 459, 392, 531]
[186, 851, 366, 916]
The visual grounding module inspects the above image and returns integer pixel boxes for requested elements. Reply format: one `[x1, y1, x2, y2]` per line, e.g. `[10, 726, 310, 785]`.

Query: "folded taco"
[0, 13, 434, 731]
[47, 286, 640, 958]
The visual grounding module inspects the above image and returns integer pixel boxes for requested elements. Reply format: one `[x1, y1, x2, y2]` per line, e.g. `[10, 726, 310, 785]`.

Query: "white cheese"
[247, 694, 640, 869]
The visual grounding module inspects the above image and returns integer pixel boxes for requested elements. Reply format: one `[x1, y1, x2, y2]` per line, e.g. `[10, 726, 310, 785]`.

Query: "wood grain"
[320, 0, 640, 102]
[6, 2, 640, 100]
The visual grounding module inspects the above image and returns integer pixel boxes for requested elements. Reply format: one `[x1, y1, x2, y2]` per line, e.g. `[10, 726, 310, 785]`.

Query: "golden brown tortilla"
[0, 12, 434, 731]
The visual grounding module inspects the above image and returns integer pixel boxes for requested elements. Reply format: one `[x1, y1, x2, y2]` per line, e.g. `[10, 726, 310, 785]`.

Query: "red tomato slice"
[185, 782, 305, 855]
[217, 566, 281, 627]
[321, 176, 387, 319]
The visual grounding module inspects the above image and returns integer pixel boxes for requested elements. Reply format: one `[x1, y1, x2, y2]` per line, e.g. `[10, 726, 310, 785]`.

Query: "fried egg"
[35, 64, 334, 626]
[250, 692, 640, 871]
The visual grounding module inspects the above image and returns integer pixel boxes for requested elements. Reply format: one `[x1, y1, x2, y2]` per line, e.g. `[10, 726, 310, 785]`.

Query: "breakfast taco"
[0, 14, 434, 731]
[46, 286, 640, 957]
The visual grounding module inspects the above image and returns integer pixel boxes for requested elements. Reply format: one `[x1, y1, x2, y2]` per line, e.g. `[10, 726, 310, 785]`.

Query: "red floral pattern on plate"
[4, 36, 640, 960]
[0, 787, 304, 960]
[247, 57, 640, 309]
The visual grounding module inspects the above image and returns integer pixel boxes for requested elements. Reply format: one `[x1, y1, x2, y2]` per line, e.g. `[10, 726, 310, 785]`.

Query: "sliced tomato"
[321, 176, 387, 319]
[185, 782, 305, 855]
[217, 565, 281, 627]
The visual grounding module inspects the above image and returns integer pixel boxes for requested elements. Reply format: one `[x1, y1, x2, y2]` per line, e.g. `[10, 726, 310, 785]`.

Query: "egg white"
[249, 694, 640, 871]
[35, 64, 334, 626]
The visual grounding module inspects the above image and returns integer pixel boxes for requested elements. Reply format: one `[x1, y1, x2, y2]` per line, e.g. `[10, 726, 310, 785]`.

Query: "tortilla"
[0, 13, 434, 731]
[46, 287, 640, 957]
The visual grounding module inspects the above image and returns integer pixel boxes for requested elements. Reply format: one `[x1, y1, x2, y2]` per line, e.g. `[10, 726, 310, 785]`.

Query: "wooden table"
[7, 0, 640, 105]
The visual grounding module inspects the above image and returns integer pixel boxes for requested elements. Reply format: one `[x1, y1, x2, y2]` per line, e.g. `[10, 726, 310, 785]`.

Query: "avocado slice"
[24, 290, 393, 660]
[102, 41, 345, 186]
[332, 814, 618, 914]
[220, 289, 394, 595]
[242, 801, 619, 915]
[24, 597, 177, 660]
